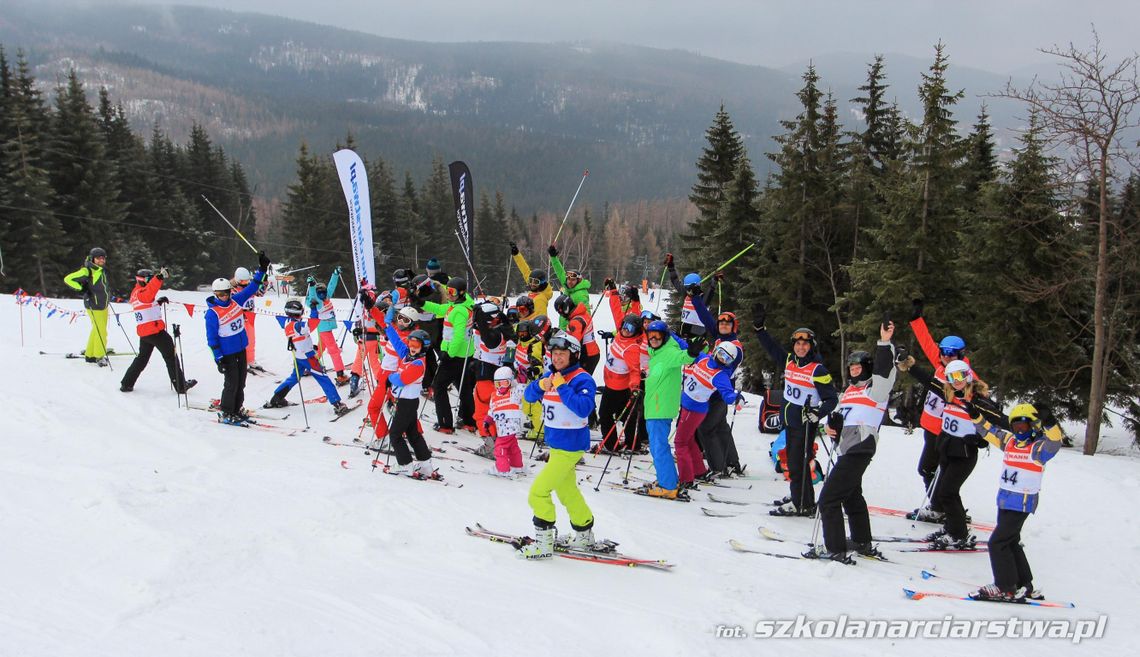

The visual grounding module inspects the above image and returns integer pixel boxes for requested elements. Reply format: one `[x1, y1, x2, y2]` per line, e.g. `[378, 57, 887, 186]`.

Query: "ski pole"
[591, 390, 636, 456]
[593, 392, 639, 490]
[337, 283, 360, 350]
[552, 169, 589, 246]
[281, 265, 320, 276]
[653, 266, 668, 314]
[717, 280, 723, 316]
[699, 242, 757, 284]
[502, 255, 512, 309]
[452, 229, 484, 296]
[113, 308, 137, 355]
[162, 305, 175, 394]
[622, 404, 643, 484]
[293, 350, 311, 431]
[799, 395, 815, 511]
[202, 195, 258, 254]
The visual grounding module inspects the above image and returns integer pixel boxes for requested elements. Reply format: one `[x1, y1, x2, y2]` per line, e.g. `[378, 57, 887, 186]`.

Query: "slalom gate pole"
[699, 242, 756, 284]
[502, 255, 512, 309]
[202, 195, 258, 254]
[653, 266, 668, 314]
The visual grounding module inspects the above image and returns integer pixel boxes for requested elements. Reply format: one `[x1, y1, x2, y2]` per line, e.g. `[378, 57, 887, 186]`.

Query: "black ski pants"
[784, 422, 815, 509]
[918, 430, 942, 510]
[599, 387, 636, 450]
[698, 395, 741, 473]
[432, 354, 474, 429]
[989, 508, 1033, 593]
[218, 351, 248, 415]
[390, 397, 432, 465]
[818, 452, 874, 553]
[121, 331, 187, 391]
[935, 443, 979, 539]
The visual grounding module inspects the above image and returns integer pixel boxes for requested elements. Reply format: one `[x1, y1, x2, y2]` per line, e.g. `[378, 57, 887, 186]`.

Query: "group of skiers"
[63, 245, 1065, 602]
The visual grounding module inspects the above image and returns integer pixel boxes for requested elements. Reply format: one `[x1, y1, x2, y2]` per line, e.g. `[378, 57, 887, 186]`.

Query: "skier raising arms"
[420, 277, 477, 433]
[119, 267, 196, 394]
[664, 253, 712, 339]
[806, 319, 898, 564]
[964, 403, 1064, 602]
[264, 299, 351, 416]
[520, 333, 597, 559]
[690, 283, 747, 478]
[206, 251, 270, 424]
[547, 244, 590, 329]
[751, 303, 838, 516]
[382, 322, 439, 479]
[306, 267, 349, 385]
[509, 242, 553, 318]
[231, 266, 263, 372]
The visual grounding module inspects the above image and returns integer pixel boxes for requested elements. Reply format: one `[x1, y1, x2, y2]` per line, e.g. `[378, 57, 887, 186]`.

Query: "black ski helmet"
[619, 313, 642, 337]
[619, 284, 637, 302]
[447, 276, 467, 295]
[315, 283, 328, 296]
[554, 294, 575, 318]
[516, 319, 534, 341]
[89, 247, 107, 259]
[531, 314, 552, 340]
[515, 295, 535, 316]
[528, 270, 547, 289]
[407, 329, 431, 349]
[393, 268, 411, 287]
[135, 268, 153, 284]
[846, 350, 873, 383]
[284, 299, 305, 318]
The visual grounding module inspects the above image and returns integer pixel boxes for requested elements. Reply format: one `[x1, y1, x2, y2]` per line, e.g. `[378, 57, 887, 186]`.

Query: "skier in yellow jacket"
[63, 247, 114, 365]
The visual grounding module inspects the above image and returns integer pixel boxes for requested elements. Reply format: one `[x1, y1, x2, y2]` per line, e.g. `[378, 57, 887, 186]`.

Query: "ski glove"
[751, 303, 766, 331]
[509, 241, 519, 256]
[257, 251, 271, 272]
[216, 360, 226, 374]
[310, 299, 319, 309]
[547, 244, 558, 257]
[686, 336, 706, 358]
[359, 290, 375, 309]
[352, 327, 363, 340]
[156, 296, 169, 305]
[603, 278, 616, 291]
[685, 283, 702, 298]
[663, 253, 674, 269]
[157, 267, 170, 280]
[803, 407, 822, 424]
[307, 275, 317, 287]
[597, 330, 615, 341]
[910, 298, 924, 321]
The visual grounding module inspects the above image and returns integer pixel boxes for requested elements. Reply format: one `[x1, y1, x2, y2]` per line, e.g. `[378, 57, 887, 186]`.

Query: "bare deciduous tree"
[996, 28, 1140, 455]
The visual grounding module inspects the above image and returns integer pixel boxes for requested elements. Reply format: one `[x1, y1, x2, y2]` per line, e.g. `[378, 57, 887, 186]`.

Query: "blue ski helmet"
[646, 320, 670, 337]
[683, 273, 701, 286]
[939, 335, 967, 356]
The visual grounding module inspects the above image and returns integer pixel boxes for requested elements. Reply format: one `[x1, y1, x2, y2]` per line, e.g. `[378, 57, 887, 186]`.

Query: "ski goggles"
[566, 270, 582, 280]
[547, 335, 579, 353]
[940, 347, 965, 357]
[945, 367, 973, 384]
[446, 286, 460, 298]
[646, 331, 667, 343]
[791, 331, 813, 342]
[1010, 417, 1034, 435]
[620, 320, 639, 334]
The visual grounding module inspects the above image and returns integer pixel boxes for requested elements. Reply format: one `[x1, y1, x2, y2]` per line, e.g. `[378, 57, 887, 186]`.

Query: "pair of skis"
[466, 524, 673, 570]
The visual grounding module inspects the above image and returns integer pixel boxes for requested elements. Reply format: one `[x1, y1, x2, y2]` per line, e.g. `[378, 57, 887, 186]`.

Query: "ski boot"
[729, 463, 747, 477]
[510, 466, 528, 478]
[562, 527, 595, 550]
[930, 533, 977, 551]
[772, 494, 792, 506]
[1018, 584, 1045, 601]
[969, 584, 1021, 602]
[332, 401, 352, 416]
[411, 458, 439, 480]
[908, 506, 945, 523]
[769, 501, 815, 517]
[433, 423, 456, 435]
[175, 379, 197, 394]
[644, 485, 679, 500]
[520, 527, 555, 560]
[850, 541, 885, 559]
[120, 384, 133, 393]
[218, 412, 246, 426]
[697, 471, 719, 484]
[264, 394, 290, 409]
[484, 467, 514, 479]
[348, 374, 361, 398]
[96, 356, 110, 367]
[335, 372, 350, 386]
[802, 545, 856, 565]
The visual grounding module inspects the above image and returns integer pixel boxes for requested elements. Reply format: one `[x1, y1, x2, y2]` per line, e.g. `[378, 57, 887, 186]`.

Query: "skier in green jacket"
[63, 246, 114, 365]
[640, 319, 703, 500]
[547, 244, 590, 329]
[419, 276, 477, 432]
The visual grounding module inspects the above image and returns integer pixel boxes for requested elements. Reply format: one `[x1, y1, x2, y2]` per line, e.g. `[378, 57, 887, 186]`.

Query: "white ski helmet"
[397, 306, 419, 325]
[494, 366, 515, 382]
[212, 278, 233, 292]
[944, 359, 974, 384]
[713, 341, 740, 366]
[233, 266, 252, 283]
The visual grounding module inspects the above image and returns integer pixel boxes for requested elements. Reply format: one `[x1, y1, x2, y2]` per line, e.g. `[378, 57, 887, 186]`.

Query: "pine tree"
[420, 157, 457, 274]
[851, 55, 892, 175]
[962, 104, 998, 207]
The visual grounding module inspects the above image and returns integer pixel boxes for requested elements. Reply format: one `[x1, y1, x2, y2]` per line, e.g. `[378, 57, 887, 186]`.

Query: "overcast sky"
[73, 0, 1139, 72]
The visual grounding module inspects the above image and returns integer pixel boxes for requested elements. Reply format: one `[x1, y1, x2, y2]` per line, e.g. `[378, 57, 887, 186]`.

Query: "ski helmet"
[233, 266, 252, 283]
[426, 258, 441, 274]
[683, 272, 701, 286]
[713, 341, 740, 367]
[944, 359, 974, 385]
[494, 366, 515, 382]
[89, 247, 107, 259]
[447, 276, 467, 296]
[790, 327, 815, 345]
[565, 268, 582, 281]
[531, 314, 552, 339]
[554, 295, 575, 318]
[478, 301, 503, 324]
[645, 320, 670, 342]
[939, 335, 967, 357]
[135, 268, 153, 284]
[619, 284, 637, 302]
[284, 299, 304, 318]
[640, 310, 661, 323]
[717, 311, 738, 333]
[516, 319, 535, 341]
[619, 313, 642, 337]
[548, 331, 582, 361]
[515, 296, 535, 316]
[407, 329, 431, 349]
[212, 278, 233, 293]
[846, 350, 874, 383]
[392, 268, 411, 286]
[397, 306, 419, 326]
[1008, 403, 1041, 440]
[528, 270, 547, 288]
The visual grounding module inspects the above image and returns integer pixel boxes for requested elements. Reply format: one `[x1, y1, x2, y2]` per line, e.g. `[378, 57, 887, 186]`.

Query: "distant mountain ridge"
[1, 2, 1030, 212]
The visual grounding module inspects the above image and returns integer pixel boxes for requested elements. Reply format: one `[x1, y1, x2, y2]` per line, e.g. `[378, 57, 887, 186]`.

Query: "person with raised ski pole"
[602, 278, 642, 319]
[639, 319, 702, 500]
[963, 403, 1064, 602]
[418, 276, 476, 433]
[348, 282, 385, 398]
[63, 246, 114, 365]
[690, 280, 747, 478]
[231, 266, 264, 373]
[509, 242, 553, 318]
[596, 313, 644, 453]
[553, 294, 601, 427]
[380, 319, 439, 480]
[520, 333, 598, 559]
[805, 318, 898, 564]
[664, 253, 714, 339]
[306, 266, 350, 385]
[546, 244, 589, 329]
[896, 357, 999, 550]
[119, 267, 196, 394]
[907, 298, 983, 523]
[751, 303, 838, 516]
[206, 251, 270, 425]
[265, 299, 352, 416]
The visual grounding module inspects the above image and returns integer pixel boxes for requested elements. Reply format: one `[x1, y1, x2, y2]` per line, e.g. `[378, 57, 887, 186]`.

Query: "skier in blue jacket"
[206, 251, 269, 424]
[305, 266, 348, 384]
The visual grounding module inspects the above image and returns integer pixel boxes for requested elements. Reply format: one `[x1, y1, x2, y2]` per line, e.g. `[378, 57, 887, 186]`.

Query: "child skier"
[306, 268, 349, 385]
[520, 333, 597, 559]
[675, 341, 741, 490]
[206, 251, 269, 424]
[383, 321, 439, 479]
[120, 267, 196, 394]
[966, 403, 1064, 602]
[482, 366, 527, 478]
[265, 299, 351, 416]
